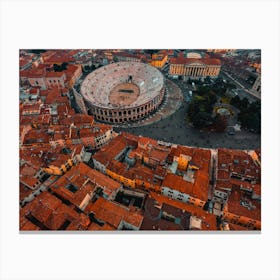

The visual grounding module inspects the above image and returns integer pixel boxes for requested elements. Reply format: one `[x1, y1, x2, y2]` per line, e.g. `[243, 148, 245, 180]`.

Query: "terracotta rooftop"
[43, 52, 75, 64]
[45, 71, 65, 78]
[149, 146, 170, 163]
[20, 191, 90, 230]
[88, 222, 115, 231]
[20, 183, 33, 201]
[215, 180, 233, 191]
[163, 147, 210, 201]
[121, 132, 139, 148]
[134, 163, 156, 182]
[87, 197, 143, 229]
[228, 223, 251, 231]
[216, 149, 261, 205]
[20, 214, 41, 230]
[138, 135, 157, 148]
[20, 176, 38, 189]
[20, 68, 46, 78]
[50, 162, 121, 207]
[93, 134, 127, 166]
[163, 173, 194, 195]
[149, 192, 217, 230]
[107, 159, 135, 180]
[217, 169, 230, 180]
[226, 189, 261, 221]
[23, 129, 51, 144]
[253, 184, 261, 196]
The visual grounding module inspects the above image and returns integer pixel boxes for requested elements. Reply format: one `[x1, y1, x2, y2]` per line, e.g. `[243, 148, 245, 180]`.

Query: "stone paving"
[114, 79, 260, 150]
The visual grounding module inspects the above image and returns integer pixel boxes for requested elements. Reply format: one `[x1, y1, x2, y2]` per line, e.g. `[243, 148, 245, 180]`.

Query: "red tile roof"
[226, 189, 261, 221]
[20, 191, 90, 230]
[150, 192, 217, 230]
[21, 68, 46, 78]
[50, 162, 121, 207]
[45, 71, 65, 78]
[93, 134, 127, 166]
[228, 223, 250, 231]
[88, 222, 115, 231]
[88, 197, 143, 229]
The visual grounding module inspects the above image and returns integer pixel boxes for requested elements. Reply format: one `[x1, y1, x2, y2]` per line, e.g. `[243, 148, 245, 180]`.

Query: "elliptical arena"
[80, 62, 165, 125]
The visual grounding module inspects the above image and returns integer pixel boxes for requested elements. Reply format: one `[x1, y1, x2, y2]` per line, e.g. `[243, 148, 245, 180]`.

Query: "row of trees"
[82, 64, 99, 73]
[230, 96, 261, 133]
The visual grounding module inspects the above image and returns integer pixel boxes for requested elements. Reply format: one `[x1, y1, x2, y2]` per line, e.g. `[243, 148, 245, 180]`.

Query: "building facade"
[150, 53, 168, 69]
[45, 72, 66, 88]
[169, 57, 221, 80]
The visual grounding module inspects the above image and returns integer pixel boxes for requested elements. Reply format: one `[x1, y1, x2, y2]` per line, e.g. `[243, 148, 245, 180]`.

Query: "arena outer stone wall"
[80, 62, 165, 124]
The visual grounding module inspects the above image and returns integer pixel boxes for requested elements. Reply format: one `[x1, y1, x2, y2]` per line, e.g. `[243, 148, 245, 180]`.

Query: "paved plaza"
[114, 80, 260, 150]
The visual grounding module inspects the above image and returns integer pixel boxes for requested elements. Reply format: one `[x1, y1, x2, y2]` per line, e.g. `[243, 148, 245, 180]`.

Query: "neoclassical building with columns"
[169, 56, 221, 80]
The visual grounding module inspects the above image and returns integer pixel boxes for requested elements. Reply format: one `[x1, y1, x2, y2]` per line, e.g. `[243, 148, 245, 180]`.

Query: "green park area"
[187, 84, 261, 134]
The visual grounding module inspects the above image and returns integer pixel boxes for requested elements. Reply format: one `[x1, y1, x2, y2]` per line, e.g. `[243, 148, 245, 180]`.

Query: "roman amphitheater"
[80, 62, 165, 124]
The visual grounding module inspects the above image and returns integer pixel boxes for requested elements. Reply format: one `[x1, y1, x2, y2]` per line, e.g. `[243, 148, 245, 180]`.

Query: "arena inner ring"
[80, 62, 165, 125]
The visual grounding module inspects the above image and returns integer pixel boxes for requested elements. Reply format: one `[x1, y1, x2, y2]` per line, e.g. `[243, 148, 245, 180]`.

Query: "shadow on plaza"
[115, 102, 261, 150]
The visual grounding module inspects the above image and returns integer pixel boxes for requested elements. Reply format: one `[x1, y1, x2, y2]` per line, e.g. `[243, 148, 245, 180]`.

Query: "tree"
[240, 97, 249, 110]
[61, 62, 68, 71]
[230, 95, 241, 107]
[249, 100, 261, 112]
[192, 111, 213, 129]
[227, 83, 236, 90]
[187, 99, 201, 119]
[187, 89, 217, 129]
[83, 65, 90, 72]
[53, 64, 59, 72]
[205, 76, 211, 84]
[53, 62, 68, 72]
[238, 108, 261, 134]
[213, 114, 227, 132]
